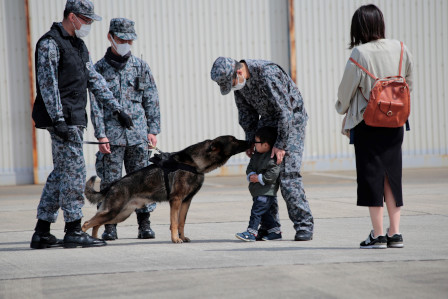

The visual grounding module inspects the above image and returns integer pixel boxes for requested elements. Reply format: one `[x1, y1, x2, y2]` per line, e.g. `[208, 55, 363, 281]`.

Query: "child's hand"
[249, 174, 259, 183]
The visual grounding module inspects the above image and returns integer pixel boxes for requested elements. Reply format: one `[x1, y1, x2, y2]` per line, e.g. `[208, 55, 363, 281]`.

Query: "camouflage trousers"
[259, 113, 313, 233]
[37, 127, 86, 223]
[279, 169, 314, 233]
[279, 125, 314, 233]
[95, 143, 156, 213]
[259, 156, 314, 234]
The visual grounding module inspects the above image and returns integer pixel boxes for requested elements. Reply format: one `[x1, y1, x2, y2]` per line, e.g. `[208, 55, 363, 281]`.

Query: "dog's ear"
[207, 140, 223, 153]
[207, 144, 217, 152]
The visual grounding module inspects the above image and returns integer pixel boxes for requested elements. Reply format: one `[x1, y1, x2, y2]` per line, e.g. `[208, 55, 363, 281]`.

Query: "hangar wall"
[28, 0, 290, 183]
[0, 0, 446, 185]
[293, 0, 448, 171]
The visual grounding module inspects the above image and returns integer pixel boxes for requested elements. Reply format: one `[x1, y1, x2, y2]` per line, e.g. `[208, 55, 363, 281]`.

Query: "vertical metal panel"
[26, 0, 289, 183]
[294, 0, 448, 171]
[3, 0, 445, 186]
[0, 0, 12, 183]
[0, 0, 33, 185]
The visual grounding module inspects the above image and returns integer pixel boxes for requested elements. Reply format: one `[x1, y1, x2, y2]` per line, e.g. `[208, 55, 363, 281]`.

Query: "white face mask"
[72, 15, 91, 38]
[232, 74, 246, 91]
[110, 36, 131, 56]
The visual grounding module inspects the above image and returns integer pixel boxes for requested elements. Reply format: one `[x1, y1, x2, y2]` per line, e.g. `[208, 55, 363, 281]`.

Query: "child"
[236, 127, 282, 242]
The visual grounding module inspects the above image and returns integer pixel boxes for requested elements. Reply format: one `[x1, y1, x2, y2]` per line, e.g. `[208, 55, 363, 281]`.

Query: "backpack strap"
[349, 56, 376, 103]
[349, 57, 378, 80]
[398, 41, 404, 76]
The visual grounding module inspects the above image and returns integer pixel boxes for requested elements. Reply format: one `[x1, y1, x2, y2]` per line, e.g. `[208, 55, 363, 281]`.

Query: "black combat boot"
[102, 224, 118, 240]
[137, 212, 155, 239]
[63, 219, 107, 248]
[30, 219, 64, 249]
[294, 230, 313, 241]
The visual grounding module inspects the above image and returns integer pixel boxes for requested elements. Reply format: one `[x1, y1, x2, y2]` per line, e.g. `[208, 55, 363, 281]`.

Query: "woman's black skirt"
[353, 121, 404, 207]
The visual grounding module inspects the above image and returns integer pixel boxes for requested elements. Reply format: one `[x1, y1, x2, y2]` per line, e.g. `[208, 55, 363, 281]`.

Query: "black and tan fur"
[82, 135, 249, 243]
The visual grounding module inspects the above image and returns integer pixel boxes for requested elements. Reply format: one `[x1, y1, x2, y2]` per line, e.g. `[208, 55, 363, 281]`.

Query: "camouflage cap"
[65, 0, 101, 21]
[109, 18, 137, 40]
[210, 57, 237, 95]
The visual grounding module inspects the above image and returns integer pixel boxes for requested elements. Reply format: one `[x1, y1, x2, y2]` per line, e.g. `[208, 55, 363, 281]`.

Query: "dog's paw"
[81, 223, 89, 232]
[171, 237, 183, 244]
[181, 236, 191, 242]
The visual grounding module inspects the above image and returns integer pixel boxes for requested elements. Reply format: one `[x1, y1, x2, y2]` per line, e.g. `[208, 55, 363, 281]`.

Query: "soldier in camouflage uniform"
[30, 0, 133, 249]
[211, 57, 314, 241]
[90, 18, 160, 240]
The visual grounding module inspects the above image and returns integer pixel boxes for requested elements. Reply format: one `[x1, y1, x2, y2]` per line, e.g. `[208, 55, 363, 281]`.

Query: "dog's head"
[181, 135, 250, 173]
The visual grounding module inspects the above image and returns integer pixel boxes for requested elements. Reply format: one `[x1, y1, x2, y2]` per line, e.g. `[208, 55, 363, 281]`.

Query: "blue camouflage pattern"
[215, 58, 314, 233]
[35, 31, 123, 125]
[90, 55, 160, 145]
[65, 0, 101, 21]
[210, 57, 237, 95]
[235, 59, 308, 152]
[35, 25, 125, 223]
[37, 127, 86, 222]
[91, 50, 160, 213]
[109, 18, 137, 40]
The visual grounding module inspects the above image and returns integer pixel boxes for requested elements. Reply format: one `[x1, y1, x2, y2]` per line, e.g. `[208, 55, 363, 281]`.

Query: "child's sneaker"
[360, 230, 387, 249]
[235, 231, 256, 242]
[256, 229, 268, 241]
[261, 232, 282, 241]
[386, 228, 404, 248]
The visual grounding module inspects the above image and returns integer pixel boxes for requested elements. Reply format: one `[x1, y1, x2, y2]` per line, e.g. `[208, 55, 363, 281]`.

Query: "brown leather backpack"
[350, 42, 410, 128]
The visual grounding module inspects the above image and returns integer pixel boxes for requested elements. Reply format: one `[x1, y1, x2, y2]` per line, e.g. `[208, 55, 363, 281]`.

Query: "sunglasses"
[76, 14, 94, 25]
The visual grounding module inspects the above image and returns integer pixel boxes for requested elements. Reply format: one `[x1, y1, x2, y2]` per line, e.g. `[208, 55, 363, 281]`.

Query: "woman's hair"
[349, 4, 385, 49]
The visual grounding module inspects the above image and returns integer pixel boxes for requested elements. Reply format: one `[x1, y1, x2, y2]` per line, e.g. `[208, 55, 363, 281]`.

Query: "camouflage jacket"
[90, 51, 160, 146]
[35, 23, 122, 126]
[234, 59, 308, 151]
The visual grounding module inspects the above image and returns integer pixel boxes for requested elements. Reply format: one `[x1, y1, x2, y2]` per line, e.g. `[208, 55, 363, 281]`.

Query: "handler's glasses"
[77, 14, 94, 25]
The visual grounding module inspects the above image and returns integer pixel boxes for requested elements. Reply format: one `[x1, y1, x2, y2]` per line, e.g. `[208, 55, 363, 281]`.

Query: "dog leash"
[72, 126, 165, 156]
[66, 129, 126, 145]
[83, 140, 109, 144]
[130, 128, 165, 154]
[66, 127, 150, 147]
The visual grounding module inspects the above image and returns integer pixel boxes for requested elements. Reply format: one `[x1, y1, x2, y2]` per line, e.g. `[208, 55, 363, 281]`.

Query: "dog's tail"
[84, 176, 104, 205]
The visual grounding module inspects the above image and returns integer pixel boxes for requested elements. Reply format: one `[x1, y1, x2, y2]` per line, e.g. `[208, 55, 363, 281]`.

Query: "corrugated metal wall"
[26, 0, 289, 183]
[294, 0, 448, 170]
[1, 0, 447, 186]
[0, 0, 33, 185]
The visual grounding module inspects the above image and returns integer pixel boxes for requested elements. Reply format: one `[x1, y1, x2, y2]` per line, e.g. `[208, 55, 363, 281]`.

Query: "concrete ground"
[0, 168, 447, 299]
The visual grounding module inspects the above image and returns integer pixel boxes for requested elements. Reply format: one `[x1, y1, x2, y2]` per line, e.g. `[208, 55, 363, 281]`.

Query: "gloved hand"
[115, 110, 133, 129]
[53, 120, 69, 141]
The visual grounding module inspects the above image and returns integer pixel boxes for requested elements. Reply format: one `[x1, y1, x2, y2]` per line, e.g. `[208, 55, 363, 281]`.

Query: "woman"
[335, 4, 413, 249]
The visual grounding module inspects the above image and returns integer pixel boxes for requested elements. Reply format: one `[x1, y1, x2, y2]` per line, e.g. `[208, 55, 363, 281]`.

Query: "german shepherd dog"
[82, 135, 249, 243]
